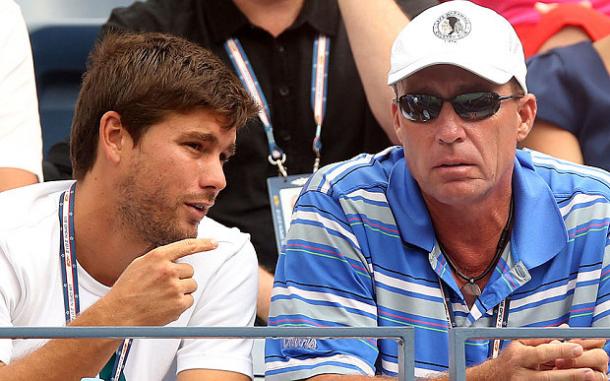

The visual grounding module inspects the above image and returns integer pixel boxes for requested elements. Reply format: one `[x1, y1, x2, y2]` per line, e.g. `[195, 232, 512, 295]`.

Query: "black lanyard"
[438, 280, 510, 359]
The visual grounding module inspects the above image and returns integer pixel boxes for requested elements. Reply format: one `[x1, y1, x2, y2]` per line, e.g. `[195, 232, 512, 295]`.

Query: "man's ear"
[391, 101, 404, 145]
[98, 111, 130, 165]
[516, 94, 537, 143]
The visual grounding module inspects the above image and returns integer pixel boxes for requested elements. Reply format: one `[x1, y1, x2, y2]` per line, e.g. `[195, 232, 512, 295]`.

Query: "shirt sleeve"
[526, 42, 601, 136]
[102, 0, 178, 36]
[175, 237, 258, 378]
[265, 185, 379, 380]
[0, 1, 43, 180]
[0, 242, 21, 365]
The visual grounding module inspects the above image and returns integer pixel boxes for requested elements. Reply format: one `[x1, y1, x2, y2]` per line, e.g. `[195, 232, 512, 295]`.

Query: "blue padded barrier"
[29, 21, 101, 156]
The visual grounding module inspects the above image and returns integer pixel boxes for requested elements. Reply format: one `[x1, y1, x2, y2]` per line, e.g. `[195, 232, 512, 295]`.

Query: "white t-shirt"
[0, 181, 258, 380]
[0, 0, 43, 181]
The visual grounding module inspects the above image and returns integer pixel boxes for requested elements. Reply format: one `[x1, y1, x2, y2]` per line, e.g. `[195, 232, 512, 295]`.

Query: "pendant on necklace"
[461, 280, 482, 297]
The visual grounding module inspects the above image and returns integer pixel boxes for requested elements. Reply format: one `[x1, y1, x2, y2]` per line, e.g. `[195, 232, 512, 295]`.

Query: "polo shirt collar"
[511, 150, 568, 269]
[386, 148, 568, 268]
[202, 0, 338, 44]
[386, 151, 436, 252]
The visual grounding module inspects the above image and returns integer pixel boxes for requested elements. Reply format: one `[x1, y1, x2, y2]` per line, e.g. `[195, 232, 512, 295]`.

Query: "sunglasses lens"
[452, 92, 500, 121]
[398, 94, 442, 122]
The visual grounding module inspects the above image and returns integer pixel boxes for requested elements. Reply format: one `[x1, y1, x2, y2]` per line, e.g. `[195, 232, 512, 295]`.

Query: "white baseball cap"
[387, 0, 527, 93]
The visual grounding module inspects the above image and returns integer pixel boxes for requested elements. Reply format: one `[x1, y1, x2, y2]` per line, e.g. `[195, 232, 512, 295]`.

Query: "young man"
[99, 0, 438, 321]
[266, 2, 610, 380]
[0, 33, 259, 380]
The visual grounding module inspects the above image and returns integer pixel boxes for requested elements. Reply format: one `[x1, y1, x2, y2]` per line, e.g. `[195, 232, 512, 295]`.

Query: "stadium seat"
[29, 22, 101, 157]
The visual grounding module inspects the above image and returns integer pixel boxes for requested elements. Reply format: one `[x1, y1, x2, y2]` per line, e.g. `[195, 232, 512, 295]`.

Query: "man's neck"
[425, 191, 513, 277]
[72, 179, 149, 287]
[233, 0, 305, 37]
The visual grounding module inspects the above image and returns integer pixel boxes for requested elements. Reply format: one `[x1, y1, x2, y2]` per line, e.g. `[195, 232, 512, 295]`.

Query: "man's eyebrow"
[181, 131, 236, 157]
[453, 83, 494, 94]
[181, 131, 218, 143]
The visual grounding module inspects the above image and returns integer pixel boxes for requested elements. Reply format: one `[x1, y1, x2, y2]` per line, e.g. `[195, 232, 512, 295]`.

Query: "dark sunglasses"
[396, 91, 524, 123]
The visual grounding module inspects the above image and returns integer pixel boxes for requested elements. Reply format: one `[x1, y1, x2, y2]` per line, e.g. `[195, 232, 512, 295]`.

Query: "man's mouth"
[186, 202, 212, 212]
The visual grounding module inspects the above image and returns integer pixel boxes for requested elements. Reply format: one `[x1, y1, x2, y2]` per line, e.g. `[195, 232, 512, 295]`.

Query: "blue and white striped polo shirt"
[265, 147, 610, 380]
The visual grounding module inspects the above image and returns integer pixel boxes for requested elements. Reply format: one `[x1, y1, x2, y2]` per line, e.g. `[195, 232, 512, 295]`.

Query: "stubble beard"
[116, 170, 198, 248]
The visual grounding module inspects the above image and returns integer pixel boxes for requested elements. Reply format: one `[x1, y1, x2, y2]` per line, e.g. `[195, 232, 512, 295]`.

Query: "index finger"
[519, 338, 557, 347]
[157, 238, 218, 261]
[523, 342, 584, 368]
[567, 338, 607, 350]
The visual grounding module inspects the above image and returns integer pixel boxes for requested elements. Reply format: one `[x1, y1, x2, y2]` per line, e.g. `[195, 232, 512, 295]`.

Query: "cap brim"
[387, 53, 513, 87]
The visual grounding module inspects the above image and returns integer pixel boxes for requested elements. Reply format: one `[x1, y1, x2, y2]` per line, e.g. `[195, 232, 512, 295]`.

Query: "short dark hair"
[70, 32, 258, 180]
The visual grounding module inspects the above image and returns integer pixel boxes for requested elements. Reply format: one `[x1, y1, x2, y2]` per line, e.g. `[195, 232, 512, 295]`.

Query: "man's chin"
[427, 182, 490, 206]
[148, 226, 200, 247]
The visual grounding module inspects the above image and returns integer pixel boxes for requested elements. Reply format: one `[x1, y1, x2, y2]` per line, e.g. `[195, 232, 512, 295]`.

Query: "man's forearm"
[337, 0, 409, 144]
[257, 266, 274, 322]
[0, 299, 124, 381]
[0, 168, 38, 192]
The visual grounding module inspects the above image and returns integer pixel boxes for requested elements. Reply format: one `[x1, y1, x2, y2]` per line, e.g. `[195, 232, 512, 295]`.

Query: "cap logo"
[433, 11, 471, 42]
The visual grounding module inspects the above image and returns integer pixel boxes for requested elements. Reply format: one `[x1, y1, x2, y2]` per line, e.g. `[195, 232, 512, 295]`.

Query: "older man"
[266, 2, 610, 380]
[0, 33, 259, 381]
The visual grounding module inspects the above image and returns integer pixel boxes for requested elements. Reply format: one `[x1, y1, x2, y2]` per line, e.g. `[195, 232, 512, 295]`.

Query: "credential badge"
[433, 11, 471, 42]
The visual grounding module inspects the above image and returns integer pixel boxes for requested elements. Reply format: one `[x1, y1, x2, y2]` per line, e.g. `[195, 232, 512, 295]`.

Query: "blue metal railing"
[3, 326, 610, 379]
[0, 326, 415, 381]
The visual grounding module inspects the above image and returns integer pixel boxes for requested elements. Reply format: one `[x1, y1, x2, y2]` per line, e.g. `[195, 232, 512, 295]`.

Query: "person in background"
[523, 33, 610, 171]
[0, 32, 259, 381]
[0, 0, 43, 191]
[466, 0, 610, 56]
[101, 0, 437, 322]
[266, 2, 610, 379]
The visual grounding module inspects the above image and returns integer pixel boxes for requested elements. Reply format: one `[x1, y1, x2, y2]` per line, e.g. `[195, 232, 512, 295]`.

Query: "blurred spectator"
[102, 0, 437, 321]
[524, 35, 610, 170]
[0, 0, 43, 191]
[469, 1, 610, 56]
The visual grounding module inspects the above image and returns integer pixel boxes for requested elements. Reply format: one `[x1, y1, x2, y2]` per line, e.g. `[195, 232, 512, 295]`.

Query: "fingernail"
[571, 345, 583, 356]
[209, 239, 218, 246]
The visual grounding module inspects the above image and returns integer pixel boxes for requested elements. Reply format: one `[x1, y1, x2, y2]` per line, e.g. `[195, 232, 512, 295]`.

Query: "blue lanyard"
[58, 183, 133, 381]
[224, 34, 330, 176]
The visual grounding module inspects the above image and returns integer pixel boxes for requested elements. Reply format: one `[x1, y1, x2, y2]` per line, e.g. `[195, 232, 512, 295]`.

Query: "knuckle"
[181, 238, 198, 250]
[530, 348, 544, 364]
[170, 279, 183, 294]
[148, 248, 165, 260]
[541, 373, 551, 381]
[158, 264, 177, 280]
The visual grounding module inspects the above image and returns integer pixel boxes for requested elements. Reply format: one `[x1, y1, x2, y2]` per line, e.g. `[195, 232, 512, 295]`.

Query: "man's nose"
[434, 102, 467, 145]
[200, 158, 227, 192]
